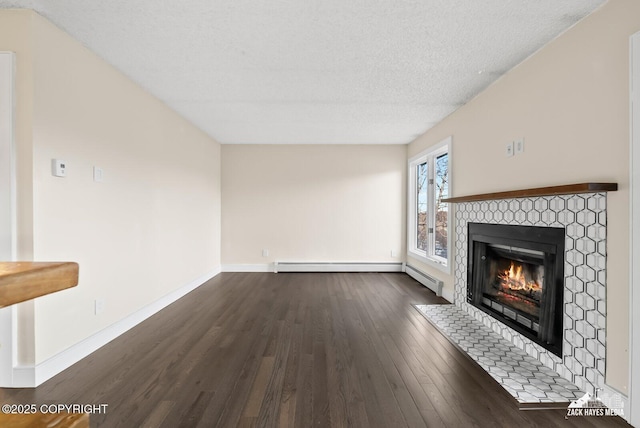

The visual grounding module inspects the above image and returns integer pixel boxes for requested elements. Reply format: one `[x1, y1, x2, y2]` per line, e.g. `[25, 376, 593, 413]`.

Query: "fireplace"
[467, 223, 564, 356]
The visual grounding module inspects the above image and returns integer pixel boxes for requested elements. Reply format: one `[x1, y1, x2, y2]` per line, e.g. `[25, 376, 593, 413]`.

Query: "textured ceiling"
[0, 0, 605, 144]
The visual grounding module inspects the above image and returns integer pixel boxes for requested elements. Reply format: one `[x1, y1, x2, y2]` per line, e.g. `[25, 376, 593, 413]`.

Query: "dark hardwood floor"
[0, 272, 630, 427]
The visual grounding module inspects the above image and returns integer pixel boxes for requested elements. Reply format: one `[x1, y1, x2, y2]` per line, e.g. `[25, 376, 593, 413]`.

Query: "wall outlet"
[505, 142, 514, 157]
[515, 138, 525, 154]
[391, 250, 398, 257]
[94, 298, 105, 315]
[262, 249, 269, 257]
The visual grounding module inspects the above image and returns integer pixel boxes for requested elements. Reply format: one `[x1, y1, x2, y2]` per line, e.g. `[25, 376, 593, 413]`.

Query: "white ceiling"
[0, 0, 605, 144]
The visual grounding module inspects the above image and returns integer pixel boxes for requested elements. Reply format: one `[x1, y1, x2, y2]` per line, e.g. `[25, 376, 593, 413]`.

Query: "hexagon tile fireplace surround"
[415, 183, 618, 406]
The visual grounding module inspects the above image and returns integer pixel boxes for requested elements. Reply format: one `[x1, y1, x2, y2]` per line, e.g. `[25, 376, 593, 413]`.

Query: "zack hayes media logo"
[566, 389, 624, 418]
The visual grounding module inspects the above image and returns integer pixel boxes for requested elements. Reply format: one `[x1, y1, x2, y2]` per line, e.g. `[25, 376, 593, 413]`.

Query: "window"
[408, 137, 451, 272]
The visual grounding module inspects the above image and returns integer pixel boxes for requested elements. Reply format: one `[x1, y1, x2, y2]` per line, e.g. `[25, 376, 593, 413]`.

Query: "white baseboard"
[405, 264, 443, 296]
[11, 366, 35, 388]
[602, 383, 629, 423]
[13, 267, 221, 388]
[274, 261, 403, 273]
[222, 264, 273, 272]
[222, 262, 405, 273]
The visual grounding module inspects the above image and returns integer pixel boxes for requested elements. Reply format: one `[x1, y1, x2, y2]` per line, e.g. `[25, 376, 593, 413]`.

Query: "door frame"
[0, 51, 17, 387]
[629, 31, 640, 426]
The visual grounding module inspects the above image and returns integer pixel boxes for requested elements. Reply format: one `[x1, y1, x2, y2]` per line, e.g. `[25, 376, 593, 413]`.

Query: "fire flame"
[498, 262, 541, 293]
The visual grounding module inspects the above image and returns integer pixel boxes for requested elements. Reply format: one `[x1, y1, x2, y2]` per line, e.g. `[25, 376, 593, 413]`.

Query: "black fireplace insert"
[467, 223, 564, 356]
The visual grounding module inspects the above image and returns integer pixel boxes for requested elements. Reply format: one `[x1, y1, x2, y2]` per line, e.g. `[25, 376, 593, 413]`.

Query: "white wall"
[408, 0, 640, 394]
[0, 10, 222, 369]
[222, 144, 405, 267]
[0, 51, 15, 386]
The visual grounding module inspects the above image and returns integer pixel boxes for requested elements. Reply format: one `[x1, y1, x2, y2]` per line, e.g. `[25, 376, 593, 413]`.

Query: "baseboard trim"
[222, 264, 273, 272]
[15, 267, 221, 388]
[221, 262, 406, 273]
[602, 383, 629, 423]
[11, 366, 35, 388]
[405, 264, 443, 296]
[274, 261, 404, 273]
[404, 264, 454, 302]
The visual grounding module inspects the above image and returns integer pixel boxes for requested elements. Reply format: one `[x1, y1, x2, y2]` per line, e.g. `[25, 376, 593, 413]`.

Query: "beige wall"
[222, 144, 405, 266]
[0, 10, 221, 365]
[408, 0, 640, 393]
[0, 11, 33, 262]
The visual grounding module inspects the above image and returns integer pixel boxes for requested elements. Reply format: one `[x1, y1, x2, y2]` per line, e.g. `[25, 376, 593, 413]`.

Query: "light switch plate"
[93, 166, 104, 182]
[52, 159, 67, 177]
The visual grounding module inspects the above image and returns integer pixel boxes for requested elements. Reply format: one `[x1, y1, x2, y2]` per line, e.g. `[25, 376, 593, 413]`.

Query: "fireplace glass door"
[467, 223, 564, 357]
[481, 245, 545, 332]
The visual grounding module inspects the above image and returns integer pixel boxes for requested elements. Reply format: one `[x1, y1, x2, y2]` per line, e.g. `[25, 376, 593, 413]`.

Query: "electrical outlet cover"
[95, 299, 105, 315]
[505, 142, 514, 157]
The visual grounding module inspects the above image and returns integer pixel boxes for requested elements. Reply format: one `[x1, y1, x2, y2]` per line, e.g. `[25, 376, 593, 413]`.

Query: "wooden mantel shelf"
[0, 262, 79, 307]
[441, 182, 618, 203]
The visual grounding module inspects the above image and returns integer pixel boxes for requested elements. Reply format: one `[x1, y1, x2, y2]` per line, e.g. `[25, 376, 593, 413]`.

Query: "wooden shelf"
[441, 183, 618, 203]
[0, 262, 79, 307]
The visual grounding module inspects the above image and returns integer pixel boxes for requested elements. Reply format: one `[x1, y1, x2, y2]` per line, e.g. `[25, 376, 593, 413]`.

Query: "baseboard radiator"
[405, 264, 444, 297]
[273, 262, 403, 273]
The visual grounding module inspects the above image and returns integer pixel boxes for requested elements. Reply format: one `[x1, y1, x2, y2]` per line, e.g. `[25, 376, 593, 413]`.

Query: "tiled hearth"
[414, 304, 582, 404]
[424, 192, 608, 400]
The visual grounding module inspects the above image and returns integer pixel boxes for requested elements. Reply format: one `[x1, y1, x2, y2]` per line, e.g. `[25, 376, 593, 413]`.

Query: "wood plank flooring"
[0, 272, 631, 427]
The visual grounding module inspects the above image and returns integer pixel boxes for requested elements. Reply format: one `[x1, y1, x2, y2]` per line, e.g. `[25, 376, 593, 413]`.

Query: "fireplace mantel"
[442, 182, 617, 203]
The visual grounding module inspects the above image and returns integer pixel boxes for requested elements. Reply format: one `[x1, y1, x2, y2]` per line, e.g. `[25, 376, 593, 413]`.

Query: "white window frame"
[407, 136, 451, 274]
